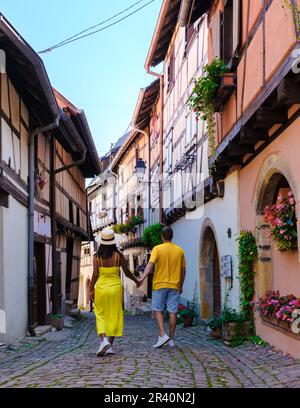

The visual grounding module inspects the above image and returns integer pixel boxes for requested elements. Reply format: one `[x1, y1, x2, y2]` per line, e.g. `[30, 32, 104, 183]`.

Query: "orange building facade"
[208, 0, 300, 358]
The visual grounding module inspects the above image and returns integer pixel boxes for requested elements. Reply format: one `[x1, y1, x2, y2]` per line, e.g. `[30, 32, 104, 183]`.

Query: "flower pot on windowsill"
[213, 73, 236, 112]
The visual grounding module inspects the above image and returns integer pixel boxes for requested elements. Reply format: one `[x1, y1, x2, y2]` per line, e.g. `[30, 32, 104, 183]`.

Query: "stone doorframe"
[199, 218, 221, 319]
[253, 152, 299, 297]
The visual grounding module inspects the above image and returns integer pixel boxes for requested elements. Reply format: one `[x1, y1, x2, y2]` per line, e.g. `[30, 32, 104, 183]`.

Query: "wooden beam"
[277, 76, 300, 105]
[253, 107, 288, 128]
[239, 127, 269, 144]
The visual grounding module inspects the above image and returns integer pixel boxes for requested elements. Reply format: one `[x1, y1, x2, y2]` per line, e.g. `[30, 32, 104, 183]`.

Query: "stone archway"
[199, 221, 221, 319]
[254, 152, 299, 296]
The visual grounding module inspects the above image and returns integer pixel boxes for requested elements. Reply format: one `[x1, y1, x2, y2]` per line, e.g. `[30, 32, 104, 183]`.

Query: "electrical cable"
[39, 0, 155, 53]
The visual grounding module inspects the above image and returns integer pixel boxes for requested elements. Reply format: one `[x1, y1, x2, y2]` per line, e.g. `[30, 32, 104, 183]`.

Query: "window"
[102, 193, 107, 210]
[69, 200, 73, 223]
[167, 49, 175, 90]
[212, 0, 241, 66]
[84, 248, 90, 256]
[185, 23, 197, 50]
[185, 108, 198, 145]
[76, 207, 80, 227]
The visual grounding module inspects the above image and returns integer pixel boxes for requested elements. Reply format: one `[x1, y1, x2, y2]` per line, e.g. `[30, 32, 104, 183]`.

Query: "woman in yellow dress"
[89, 229, 140, 356]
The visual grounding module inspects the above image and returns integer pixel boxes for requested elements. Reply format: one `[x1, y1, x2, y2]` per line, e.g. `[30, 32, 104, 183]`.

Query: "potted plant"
[181, 306, 197, 327]
[188, 58, 229, 157]
[221, 307, 249, 342]
[263, 191, 297, 251]
[47, 314, 64, 331]
[206, 316, 223, 339]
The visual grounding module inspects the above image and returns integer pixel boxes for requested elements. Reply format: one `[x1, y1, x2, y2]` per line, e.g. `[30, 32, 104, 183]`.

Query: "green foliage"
[113, 215, 143, 235]
[142, 223, 164, 249]
[221, 306, 247, 324]
[188, 58, 229, 156]
[206, 316, 223, 330]
[249, 335, 268, 347]
[237, 231, 258, 326]
[230, 335, 245, 348]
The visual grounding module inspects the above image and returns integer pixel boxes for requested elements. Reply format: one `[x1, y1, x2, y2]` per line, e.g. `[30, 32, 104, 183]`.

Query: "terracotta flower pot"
[210, 327, 222, 339]
[183, 315, 194, 327]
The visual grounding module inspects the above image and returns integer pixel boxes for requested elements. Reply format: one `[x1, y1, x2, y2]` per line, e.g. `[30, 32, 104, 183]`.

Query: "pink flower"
[289, 198, 295, 205]
[275, 218, 284, 226]
[288, 191, 294, 197]
[280, 230, 285, 235]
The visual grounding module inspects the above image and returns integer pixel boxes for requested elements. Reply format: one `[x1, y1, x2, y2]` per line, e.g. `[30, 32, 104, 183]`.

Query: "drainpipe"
[145, 67, 164, 224]
[51, 117, 87, 314]
[132, 127, 151, 228]
[28, 116, 60, 336]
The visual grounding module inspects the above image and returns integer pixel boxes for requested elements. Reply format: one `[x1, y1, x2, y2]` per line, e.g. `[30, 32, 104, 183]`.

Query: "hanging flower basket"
[35, 169, 47, 192]
[263, 191, 297, 251]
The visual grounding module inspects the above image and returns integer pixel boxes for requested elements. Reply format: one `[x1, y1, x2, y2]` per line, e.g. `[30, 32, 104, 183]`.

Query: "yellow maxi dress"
[94, 253, 124, 337]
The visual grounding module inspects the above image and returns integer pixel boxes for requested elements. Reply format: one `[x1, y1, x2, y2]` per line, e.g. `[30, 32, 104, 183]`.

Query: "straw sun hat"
[100, 228, 116, 246]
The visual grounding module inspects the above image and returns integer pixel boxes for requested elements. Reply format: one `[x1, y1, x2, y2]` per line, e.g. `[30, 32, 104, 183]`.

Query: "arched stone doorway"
[199, 223, 221, 319]
[254, 153, 299, 297]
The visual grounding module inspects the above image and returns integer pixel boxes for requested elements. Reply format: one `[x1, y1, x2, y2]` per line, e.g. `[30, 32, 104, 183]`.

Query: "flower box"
[213, 73, 236, 112]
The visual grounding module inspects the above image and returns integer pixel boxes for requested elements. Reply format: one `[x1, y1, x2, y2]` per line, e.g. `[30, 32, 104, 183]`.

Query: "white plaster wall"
[172, 170, 240, 315]
[0, 197, 28, 343]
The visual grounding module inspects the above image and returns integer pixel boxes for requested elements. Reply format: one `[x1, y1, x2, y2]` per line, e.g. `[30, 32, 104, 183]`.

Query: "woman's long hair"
[95, 244, 120, 259]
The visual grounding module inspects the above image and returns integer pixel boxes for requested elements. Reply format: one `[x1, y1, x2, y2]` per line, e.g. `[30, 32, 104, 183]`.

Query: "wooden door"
[33, 242, 46, 325]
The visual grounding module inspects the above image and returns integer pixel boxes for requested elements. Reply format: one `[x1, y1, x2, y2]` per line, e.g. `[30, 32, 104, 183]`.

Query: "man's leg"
[169, 313, 177, 339]
[155, 311, 166, 337]
[167, 290, 180, 340]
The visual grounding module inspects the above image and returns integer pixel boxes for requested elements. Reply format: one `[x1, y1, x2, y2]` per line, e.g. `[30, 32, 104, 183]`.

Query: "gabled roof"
[53, 88, 100, 177]
[145, 0, 212, 68]
[111, 80, 160, 172]
[132, 79, 160, 129]
[0, 14, 59, 125]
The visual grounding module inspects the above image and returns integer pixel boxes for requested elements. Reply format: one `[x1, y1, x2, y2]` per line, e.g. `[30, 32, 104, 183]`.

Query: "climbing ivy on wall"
[237, 231, 258, 324]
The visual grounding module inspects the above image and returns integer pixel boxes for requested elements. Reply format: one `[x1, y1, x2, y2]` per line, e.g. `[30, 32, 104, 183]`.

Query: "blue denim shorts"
[151, 288, 180, 314]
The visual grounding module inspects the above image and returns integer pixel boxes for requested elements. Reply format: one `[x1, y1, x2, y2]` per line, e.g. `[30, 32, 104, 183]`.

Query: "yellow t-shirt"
[149, 242, 186, 291]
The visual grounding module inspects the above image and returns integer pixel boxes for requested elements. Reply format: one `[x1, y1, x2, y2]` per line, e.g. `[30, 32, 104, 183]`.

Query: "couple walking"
[89, 226, 186, 356]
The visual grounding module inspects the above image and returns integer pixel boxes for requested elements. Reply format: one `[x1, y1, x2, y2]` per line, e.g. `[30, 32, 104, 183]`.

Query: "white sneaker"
[153, 334, 170, 348]
[96, 338, 111, 356]
[168, 339, 175, 347]
[105, 347, 115, 354]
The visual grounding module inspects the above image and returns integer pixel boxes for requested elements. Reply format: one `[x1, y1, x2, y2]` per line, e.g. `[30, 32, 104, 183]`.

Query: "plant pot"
[210, 327, 222, 339]
[183, 315, 194, 327]
[47, 316, 64, 331]
[222, 321, 250, 341]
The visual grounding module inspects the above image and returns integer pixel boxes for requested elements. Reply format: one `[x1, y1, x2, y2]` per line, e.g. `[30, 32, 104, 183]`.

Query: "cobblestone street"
[0, 313, 299, 388]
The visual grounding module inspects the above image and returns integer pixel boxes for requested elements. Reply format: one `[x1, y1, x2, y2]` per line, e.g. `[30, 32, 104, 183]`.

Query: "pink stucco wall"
[239, 115, 300, 359]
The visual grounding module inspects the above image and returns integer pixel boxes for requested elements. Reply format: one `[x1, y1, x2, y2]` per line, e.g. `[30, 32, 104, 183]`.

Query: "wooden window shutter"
[0, 187, 9, 208]
[212, 11, 221, 58]
[232, 0, 241, 57]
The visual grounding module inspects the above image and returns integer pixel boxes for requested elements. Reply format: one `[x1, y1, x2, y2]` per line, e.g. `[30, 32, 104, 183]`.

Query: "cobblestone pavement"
[0, 313, 300, 388]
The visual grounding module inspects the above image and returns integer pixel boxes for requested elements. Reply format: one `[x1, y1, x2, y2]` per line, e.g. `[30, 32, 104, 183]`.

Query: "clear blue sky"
[1, 0, 162, 157]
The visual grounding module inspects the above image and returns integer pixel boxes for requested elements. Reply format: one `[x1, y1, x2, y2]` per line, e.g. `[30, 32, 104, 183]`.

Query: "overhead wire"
[39, 0, 155, 53]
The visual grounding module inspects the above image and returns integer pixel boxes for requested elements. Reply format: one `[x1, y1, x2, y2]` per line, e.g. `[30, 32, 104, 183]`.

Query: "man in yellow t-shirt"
[139, 227, 186, 348]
